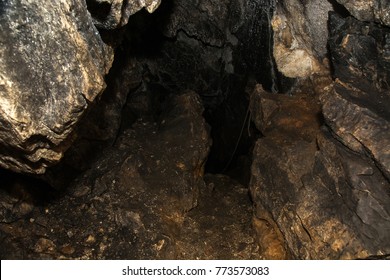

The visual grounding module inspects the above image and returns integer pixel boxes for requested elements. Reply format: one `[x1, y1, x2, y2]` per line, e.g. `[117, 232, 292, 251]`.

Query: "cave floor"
[0, 173, 268, 259]
[0, 92, 280, 259]
[176, 174, 262, 259]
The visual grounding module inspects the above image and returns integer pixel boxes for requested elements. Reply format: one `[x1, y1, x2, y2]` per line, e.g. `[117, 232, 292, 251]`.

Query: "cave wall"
[0, 0, 389, 260]
[249, 0, 390, 259]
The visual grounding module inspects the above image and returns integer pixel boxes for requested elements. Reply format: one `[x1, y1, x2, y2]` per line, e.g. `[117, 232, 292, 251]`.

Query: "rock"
[0, 91, 212, 259]
[86, 0, 162, 29]
[34, 238, 56, 254]
[335, 0, 390, 26]
[322, 87, 390, 181]
[49, 51, 143, 179]
[161, 0, 228, 47]
[328, 13, 390, 104]
[326, 13, 390, 180]
[176, 174, 263, 259]
[249, 85, 390, 259]
[249, 84, 322, 141]
[0, 0, 113, 174]
[272, 0, 333, 78]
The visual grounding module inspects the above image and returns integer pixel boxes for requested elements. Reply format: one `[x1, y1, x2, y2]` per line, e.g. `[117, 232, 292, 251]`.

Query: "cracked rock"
[0, 0, 113, 174]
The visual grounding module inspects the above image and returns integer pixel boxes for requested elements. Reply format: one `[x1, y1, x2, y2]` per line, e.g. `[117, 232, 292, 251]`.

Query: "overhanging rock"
[0, 0, 114, 174]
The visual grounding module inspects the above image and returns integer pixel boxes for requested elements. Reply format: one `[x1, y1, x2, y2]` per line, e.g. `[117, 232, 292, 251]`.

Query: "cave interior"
[0, 0, 390, 260]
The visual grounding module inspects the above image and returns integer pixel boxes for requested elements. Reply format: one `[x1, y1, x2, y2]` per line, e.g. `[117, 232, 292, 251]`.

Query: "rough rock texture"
[176, 174, 263, 259]
[272, 0, 333, 78]
[327, 13, 390, 180]
[0, 0, 113, 174]
[124, 0, 290, 172]
[249, 85, 390, 259]
[336, 0, 390, 26]
[86, 0, 162, 29]
[44, 48, 144, 188]
[250, 2, 390, 260]
[0, 92, 212, 259]
[328, 13, 390, 112]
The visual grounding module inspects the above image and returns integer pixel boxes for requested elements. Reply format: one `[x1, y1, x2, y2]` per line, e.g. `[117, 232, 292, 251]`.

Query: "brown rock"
[249, 85, 390, 259]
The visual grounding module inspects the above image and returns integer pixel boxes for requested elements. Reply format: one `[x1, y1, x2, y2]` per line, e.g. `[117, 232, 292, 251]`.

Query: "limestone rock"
[336, 0, 390, 26]
[327, 13, 390, 180]
[86, 0, 162, 29]
[249, 85, 390, 259]
[0, 0, 113, 174]
[272, 0, 333, 78]
[328, 13, 390, 102]
[322, 87, 390, 181]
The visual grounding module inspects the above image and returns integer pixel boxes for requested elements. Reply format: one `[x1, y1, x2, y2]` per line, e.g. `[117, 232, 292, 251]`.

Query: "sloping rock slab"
[322, 85, 390, 181]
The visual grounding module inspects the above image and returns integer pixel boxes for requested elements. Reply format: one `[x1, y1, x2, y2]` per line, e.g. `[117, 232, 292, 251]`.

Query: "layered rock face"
[326, 13, 390, 180]
[249, 1, 390, 259]
[249, 85, 390, 259]
[0, 0, 113, 174]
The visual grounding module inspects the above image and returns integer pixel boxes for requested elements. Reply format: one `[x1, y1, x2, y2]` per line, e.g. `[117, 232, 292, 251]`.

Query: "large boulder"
[0, 0, 114, 174]
[249, 85, 390, 259]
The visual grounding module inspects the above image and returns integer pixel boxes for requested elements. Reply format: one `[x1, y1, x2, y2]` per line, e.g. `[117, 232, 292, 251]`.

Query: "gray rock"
[272, 0, 333, 78]
[0, 0, 114, 174]
[336, 0, 390, 26]
[161, 0, 231, 47]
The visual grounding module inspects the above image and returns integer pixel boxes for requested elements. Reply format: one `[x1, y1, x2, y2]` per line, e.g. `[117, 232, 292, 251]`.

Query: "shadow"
[0, 168, 60, 207]
[123, 0, 175, 58]
[328, 0, 351, 18]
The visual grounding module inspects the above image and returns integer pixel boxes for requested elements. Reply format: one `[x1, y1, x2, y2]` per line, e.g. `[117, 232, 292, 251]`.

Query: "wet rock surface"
[0, 0, 113, 174]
